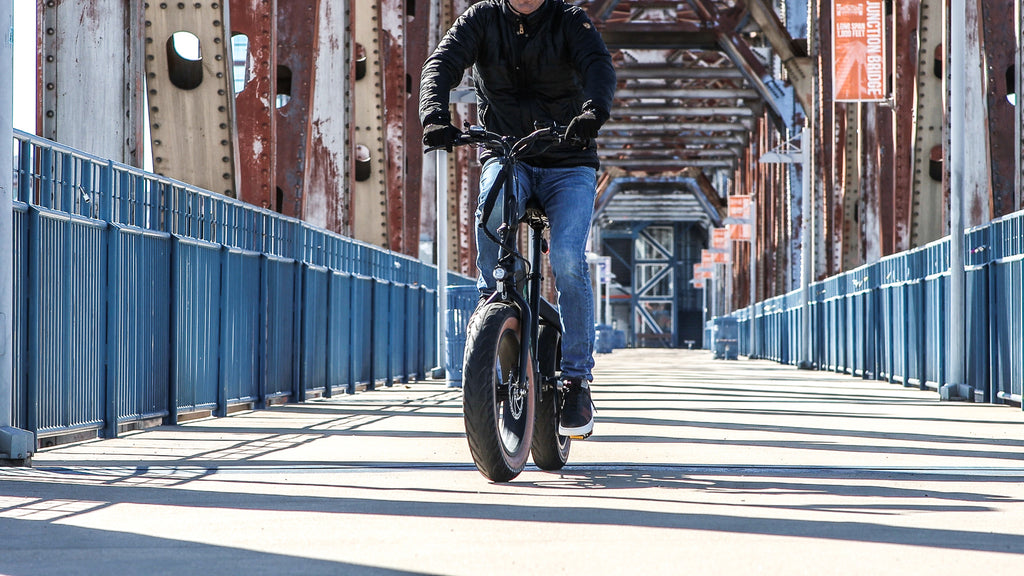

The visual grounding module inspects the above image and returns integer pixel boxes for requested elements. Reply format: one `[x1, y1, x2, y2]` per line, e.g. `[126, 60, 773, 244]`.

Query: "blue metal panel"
[327, 271, 353, 395]
[372, 279, 391, 385]
[350, 275, 374, 388]
[406, 285, 422, 380]
[220, 247, 262, 411]
[300, 264, 331, 398]
[11, 203, 28, 430]
[261, 255, 299, 400]
[28, 207, 107, 437]
[422, 287, 438, 376]
[107, 224, 172, 435]
[171, 236, 223, 416]
[922, 272, 946, 390]
[389, 282, 409, 383]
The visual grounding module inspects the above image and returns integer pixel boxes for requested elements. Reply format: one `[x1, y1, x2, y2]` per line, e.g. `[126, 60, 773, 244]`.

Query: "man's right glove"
[422, 123, 461, 150]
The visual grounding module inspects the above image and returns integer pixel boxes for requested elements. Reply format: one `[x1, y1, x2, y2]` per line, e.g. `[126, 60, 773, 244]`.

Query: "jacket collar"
[502, 0, 552, 29]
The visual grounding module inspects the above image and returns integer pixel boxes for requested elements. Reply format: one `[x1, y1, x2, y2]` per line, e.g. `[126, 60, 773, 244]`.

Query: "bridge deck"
[3, 349, 1024, 575]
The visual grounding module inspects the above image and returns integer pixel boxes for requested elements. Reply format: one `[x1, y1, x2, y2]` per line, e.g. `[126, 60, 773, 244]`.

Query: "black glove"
[422, 123, 461, 150]
[565, 110, 603, 142]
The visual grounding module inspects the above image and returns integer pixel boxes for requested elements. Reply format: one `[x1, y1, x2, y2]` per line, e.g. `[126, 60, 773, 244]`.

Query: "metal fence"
[726, 214, 1024, 409]
[10, 130, 472, 440]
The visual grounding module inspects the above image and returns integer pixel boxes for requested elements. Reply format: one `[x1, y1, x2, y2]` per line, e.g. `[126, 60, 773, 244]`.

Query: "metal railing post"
[433, 149, 448, 379]
[943, 0, 969, 400]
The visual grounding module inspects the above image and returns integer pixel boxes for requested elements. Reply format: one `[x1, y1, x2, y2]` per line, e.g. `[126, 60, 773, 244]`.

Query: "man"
[419, 0, 615, 437]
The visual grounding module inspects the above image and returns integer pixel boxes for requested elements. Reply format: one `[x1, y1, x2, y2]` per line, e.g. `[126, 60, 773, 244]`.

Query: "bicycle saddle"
[522, 198, 549, 229]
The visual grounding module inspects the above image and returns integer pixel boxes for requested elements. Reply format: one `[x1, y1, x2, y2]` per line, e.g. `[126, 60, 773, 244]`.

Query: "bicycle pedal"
[568, 432, 592, 440]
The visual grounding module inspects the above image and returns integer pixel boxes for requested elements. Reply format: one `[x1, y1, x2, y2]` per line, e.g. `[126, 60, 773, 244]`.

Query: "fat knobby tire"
[462, 303, 535, 482]
[530, 323, 571, 470]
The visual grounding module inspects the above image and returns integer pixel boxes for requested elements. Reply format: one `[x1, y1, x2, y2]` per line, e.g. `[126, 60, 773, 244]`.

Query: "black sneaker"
[559, 377, 594, 438]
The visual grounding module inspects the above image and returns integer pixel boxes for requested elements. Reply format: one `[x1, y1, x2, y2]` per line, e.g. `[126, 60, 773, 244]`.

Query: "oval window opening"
[355, 144, 372, 182]
[355, 43, 367, 81]
[167, 31, 204, 90]
[276, 65, 293, 108]
[231, 33, 250, 94]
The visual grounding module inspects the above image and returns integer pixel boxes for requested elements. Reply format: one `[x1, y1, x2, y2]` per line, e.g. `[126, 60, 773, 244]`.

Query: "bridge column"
[1, 3, 32, 465]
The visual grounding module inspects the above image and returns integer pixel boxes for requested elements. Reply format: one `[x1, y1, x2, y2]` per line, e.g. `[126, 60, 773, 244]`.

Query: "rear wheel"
[530, 323, 570, 470]
[462, 303, 535, 482]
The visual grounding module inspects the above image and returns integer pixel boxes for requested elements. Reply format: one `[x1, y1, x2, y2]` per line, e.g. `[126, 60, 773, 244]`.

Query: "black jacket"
[419, 0, 616, 168]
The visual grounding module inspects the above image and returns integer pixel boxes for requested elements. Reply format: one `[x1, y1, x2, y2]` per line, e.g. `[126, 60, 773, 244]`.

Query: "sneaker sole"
[558, 419, 593, 438]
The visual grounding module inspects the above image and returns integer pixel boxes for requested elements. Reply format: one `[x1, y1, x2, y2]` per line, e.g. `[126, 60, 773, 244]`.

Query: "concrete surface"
[2, 349, 1023, 575]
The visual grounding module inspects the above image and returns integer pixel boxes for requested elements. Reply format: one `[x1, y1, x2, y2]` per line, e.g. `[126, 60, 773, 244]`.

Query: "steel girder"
[231, 0, 277, 212]
[142, 1, 238, 197]
[38, 0, 145, 167]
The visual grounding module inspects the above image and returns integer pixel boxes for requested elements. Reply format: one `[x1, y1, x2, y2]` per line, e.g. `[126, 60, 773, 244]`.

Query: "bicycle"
[429, 123, 576, 482]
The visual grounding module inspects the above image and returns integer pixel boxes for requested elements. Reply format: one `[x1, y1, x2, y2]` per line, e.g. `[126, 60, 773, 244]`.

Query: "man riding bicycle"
[419, 0, 616, 437]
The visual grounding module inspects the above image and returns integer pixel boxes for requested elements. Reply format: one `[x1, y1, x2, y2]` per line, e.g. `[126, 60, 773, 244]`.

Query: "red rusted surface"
[980, 0, 1017, 219]
[892, 0, 919, 253]
[230, 0, 277, 211]
[381, 0, 408, 253]
[274, 0, 318, 220]
[405, 0, 430, 259]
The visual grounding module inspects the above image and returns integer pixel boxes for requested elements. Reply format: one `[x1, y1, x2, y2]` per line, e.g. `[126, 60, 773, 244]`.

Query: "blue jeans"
[475, 159, 597, 381]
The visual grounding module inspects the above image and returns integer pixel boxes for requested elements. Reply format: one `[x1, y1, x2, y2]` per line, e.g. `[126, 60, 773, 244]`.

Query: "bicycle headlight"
[493, 267, 507, 280]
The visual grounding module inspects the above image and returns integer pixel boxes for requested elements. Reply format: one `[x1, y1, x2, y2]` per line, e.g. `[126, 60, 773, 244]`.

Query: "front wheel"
[462, 303, 536, 482]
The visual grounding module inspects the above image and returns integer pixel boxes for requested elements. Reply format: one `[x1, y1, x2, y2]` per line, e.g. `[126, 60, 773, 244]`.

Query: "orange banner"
[727, 195, 751, 220]
[727, 222, 751, 241]
[711, 228, 728, 250]
[832, 0, 886, 102]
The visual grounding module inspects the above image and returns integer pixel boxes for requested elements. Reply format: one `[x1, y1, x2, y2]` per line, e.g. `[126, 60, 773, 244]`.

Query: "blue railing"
[727, 213, 1024, 408]
[10, 130, 472, 440]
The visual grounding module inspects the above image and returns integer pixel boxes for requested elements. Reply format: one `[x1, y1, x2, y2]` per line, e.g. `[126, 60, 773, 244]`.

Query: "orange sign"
[727, 195, 751, 220]
[711, 250, 730, 264]
[832, 0, 886, 102]
[693, 263, 713, 280]
[727, 223, 752, 241]
[711, 228, 728, 250]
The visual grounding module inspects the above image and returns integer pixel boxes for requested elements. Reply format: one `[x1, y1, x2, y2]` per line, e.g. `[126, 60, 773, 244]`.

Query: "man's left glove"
[566, 108, 606, 142]
[423, 123, 461, 150]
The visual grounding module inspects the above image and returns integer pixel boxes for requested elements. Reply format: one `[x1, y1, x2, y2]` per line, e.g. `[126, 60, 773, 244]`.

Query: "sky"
[12, 3, 34, 133]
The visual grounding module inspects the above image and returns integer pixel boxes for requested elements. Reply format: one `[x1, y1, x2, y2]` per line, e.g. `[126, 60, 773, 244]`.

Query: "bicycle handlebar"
[424, 123, 574, 157]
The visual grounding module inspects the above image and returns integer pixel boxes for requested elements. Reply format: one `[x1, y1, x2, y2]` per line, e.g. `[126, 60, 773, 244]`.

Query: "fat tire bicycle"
[429, 124, 575, 482]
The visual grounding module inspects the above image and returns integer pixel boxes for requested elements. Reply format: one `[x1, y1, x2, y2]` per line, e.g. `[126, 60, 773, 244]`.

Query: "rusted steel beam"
[980, 0, 1017, 219]
[143, 1, 238, 197]
[615, 87, 760, 99]
[892, 0, 918, 253]
[298, 0, 352, 234]
[962, 0, 992, 227]
[817, 0, 838, 276]
[230, 0, 276, 211]
[406, 0, 431, 258]
[614, 67, 745, 79]
[604, 121, 753, 131]
[615, 106, 754, 116]
[381, 0, 409, 253]
[599, 23, 718, 49]
[38, 0, 145, 166]
[742, 0, 813, 112]
[841, 104, 861, 269]
[274, 0, 316, 219]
